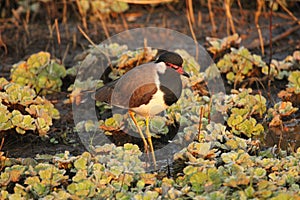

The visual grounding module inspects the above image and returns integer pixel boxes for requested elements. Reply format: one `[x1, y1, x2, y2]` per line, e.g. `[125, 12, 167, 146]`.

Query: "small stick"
[62, 0, 67, 24]
[198, 106, 204, 142]
[120, 13, 129, 31]
[224, 0, 236, 34]
[256, 24, 265, 56]
[55, 18, 61, 45]
[246, 23, 300, 50]
[77, 25, 112, 68]
[186, 6, 199, 61]
[0, 137, 4, 150]
[77, 25, 97, 47]
[72, 32, 77, 50]
[97, 11, 110, 39]
[0, 32, 7, 55]
[208, 0, 216, 35]
[237, 0, 244, 21]
[75, 0, 87, 30]
[268, 1, 274, 102]
[0, 138, 7, 171]
[272, 24, 300, 43]
[186, 0, 195, 25]
[146, 6, 154, 24]
[276, 0, 300, 25]
[197, 11, 202, 27]
[255, 0, 265, 55]
[208, 96, 212, 124]
[62, 43, 70, 65]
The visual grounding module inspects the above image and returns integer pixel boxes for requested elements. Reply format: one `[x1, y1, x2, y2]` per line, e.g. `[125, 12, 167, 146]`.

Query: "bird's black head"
[155, 52, 189, 77]
[156, 52, 183, 66]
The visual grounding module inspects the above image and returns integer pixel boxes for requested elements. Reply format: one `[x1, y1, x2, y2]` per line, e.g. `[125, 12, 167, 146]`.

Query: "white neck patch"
[155, 62, 167, 74]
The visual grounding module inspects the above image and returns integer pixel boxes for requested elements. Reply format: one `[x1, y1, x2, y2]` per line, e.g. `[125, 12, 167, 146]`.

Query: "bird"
[94, 51, 189, 169]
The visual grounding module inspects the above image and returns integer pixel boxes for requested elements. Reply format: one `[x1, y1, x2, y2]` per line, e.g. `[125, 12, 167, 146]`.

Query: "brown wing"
[129, 83, 157, 108]
[110, 63, 159, 109]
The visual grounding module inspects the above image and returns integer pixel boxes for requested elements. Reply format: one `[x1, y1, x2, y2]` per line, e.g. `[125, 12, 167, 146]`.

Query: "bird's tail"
[93, 79, 117, 104]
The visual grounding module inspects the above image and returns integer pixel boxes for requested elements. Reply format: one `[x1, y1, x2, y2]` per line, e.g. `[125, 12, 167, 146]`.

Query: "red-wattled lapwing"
[95, 51, 189, 169]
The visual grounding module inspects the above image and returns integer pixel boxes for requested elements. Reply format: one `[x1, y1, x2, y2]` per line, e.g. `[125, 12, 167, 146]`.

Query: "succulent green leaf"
[11, 51, 66, 95]
[190, 172, 207, 191]
[150, 116, 168, 135]
[110, 1, 129, 13]
[288, 71, 300, 94]
[74, 157, 88, 170]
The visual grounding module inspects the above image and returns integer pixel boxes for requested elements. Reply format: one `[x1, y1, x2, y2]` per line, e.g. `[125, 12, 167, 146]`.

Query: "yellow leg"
[145, 116, 157, 170]
[129, 111, 148, 153]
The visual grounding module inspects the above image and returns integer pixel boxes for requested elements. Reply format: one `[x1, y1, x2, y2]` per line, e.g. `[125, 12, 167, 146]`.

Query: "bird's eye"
[166, 62, 179, 69]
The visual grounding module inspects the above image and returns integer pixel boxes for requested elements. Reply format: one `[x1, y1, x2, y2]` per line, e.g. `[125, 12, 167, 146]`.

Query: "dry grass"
[1, 0, 299, 58]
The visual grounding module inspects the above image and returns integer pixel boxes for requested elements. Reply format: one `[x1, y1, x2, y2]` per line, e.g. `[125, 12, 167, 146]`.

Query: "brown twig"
[0, 138, 4, 151]
[197, 106, 204, 142]
[208, 0, 216, 35]
[276, 0, 300, 25]
[236, 0, 245, 21]
[272, 24, 300, 43]
[62, 43, 70, 65]
[55, 18, 61, 45]
[197, 10, 202, 27]
[77, 25, 112, 68]
[62, 0, 67, 24]
[255, 0, 265, 55]
[268, 1, 274, 106]
[0, 138, 7, 172]
[77, 25, 97, 47]
[208, 96, 212, 124]
[0, 31, 8, 55]
[186, 6, 199, 61]
[247, 23, 300, 50]
[224, 0, 236, 34]
[75, 0, 88, 30]
[186, 0, 195, 25]
[97, 11, 110, 39]
[145, 6, 154, 24]
[120, 12, 129, 31]
[23, 10, 30, 38]
[72, 32, 77, 50]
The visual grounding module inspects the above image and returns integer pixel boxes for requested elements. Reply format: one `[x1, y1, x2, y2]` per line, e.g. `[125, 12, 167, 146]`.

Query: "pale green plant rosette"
[10, 51, 66, 96]
[0, 77, 60, 136]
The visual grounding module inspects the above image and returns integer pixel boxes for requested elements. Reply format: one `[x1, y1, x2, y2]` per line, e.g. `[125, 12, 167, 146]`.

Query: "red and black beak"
[176, 67, 190, 78]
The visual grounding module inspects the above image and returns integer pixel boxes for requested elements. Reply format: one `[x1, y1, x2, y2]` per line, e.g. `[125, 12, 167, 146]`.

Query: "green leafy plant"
[224, 88, 266, 137]
[0, 77, 60, 135]
[77, 0, 129, 17]
[174, 136, 300, 199]
[99, 113, 124, 135]
[0, 142, 299, 199]
[217, 47, 267, 87]
[261, 56, 293, 80]
[267, 101, 298, 127]
[227, 108, 264, 137]
[206, 33, 241, 56]
[287, 70, 300, 94]
[10, 51, 66, 95]
[25, 163, 68, 197]
[277, 70, 300, 105]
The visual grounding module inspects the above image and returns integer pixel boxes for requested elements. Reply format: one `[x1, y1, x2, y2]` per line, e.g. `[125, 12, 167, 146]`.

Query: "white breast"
[130, 89, 168, 117]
